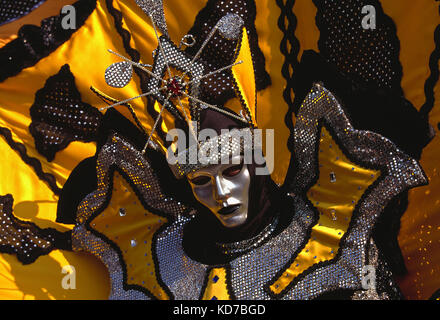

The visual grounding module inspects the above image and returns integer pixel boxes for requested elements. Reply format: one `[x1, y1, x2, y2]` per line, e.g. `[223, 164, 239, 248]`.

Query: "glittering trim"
[276, 83, 427, 299]
[312, 0, 403, 93]
[216, 216, 279, 256]
[283, 50, 433, 275]
[228, 195, 312, 299]
[151, 194, 310, 300]
[72, 132, 190, 299]
[155, 215, 208, 300]
[0, 194, 71, 265]
[135, 0, 168, 36]
[72, 224, 152, 300]
[168, 128, 255, 178]
[0, 0, 47, 27]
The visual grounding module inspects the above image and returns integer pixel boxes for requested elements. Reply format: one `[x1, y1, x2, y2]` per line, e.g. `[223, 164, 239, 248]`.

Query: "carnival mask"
[187, 155, 251, 228]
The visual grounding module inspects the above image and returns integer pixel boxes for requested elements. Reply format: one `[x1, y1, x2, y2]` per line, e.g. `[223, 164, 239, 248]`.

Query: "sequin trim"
[278, 83, 427, 299]
[72, 132, 189, 299]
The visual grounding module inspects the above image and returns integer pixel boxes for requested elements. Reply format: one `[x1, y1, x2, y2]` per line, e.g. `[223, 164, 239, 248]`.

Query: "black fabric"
[0, 125, 62, 196]
[283, 51, 433, 276]
[313, 0, 403, 93]
[276, 0, 300, 113]
[186, 0, 271, 107]
[29, 64, 102, 162]
[0, 0, 46, 26]
[182, 176, 294, 265]
[57, 108, 194, 225]
[0, 194, 72, 265]
[373, 248, 405, 300]
[430, 288, 440, 300]
[0, 0, 97, 83]
[56, 156, 97, 225]
[372, 191, 409, 276]
[419, 4, 440, 121]
[286, 51, 432, 161]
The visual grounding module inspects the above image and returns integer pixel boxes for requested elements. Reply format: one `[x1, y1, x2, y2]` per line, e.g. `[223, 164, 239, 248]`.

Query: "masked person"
[181, 108, 294, 266]
[0, 0, 436, 301]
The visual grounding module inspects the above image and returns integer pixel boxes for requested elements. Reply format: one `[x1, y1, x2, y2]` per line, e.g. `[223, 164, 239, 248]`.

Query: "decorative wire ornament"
[97, 11, 248, 156]
[179, 34, 196, 49]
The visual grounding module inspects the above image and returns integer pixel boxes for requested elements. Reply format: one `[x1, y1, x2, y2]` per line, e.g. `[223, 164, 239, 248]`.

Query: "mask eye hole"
[190, 175, 211, 186]
[222, 163, 243, 178]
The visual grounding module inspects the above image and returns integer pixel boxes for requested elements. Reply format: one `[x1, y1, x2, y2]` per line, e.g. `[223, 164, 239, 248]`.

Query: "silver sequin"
[217, 13, 244, 40]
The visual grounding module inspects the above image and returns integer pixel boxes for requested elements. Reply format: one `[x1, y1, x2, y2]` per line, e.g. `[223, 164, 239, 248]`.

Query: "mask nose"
[214, 175, 229, 202]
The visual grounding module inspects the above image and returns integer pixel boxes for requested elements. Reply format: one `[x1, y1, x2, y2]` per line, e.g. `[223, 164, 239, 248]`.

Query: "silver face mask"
[187, 156, 251, 228]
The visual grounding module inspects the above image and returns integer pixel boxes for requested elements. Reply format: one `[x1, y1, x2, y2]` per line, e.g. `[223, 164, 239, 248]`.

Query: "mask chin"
[214, 205, 248, 228]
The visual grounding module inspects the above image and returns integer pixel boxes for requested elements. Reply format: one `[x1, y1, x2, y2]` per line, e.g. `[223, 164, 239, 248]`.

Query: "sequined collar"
[215, 215, 279, 256]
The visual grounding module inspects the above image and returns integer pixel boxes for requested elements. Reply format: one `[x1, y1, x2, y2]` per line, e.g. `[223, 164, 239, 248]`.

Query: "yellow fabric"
[280, 0, 440, 300]
[201, 267, 231, 300]
[0, 0, 77, 48]
[380, 0, 440, 300]
[382, 0, 438, 112]
[90, 171, 169, 300]
[0, 134, 109, 299]
[0, 0, 438, 300]
[254, 0, 290, 185]
[269, 127, 379, 295]
[232, 28, 257, 126]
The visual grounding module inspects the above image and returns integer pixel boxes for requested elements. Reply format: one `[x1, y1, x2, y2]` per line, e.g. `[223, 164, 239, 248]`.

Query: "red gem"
[167, 77, 182, 96]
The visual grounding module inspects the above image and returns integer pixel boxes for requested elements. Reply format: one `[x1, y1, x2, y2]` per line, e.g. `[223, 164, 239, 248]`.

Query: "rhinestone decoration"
[135, 0, 168, 36]
[155, 215, 208, 300]
[101, 6, 251, 170]
[0, 0, 45, 26]
[217, 13, 244, 40]
[72, 133, 188, 299]
[315, 0, 401, 90]
[29, 64, 102, 161]
[352, 239, 396, 300]
[280, 83, 427, 299]
[146, 36, 205, 122]
[0, 194, 61, 264]
[72, 85, 426, 300]
[228, 196, 313, 299]
[73, 225, 150, 300]
[105, 61, 134, 88]
[216, 216, 279, 256]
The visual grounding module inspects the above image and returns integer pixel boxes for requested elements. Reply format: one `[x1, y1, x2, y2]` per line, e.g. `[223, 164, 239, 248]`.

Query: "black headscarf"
[181, 108, 293, 264]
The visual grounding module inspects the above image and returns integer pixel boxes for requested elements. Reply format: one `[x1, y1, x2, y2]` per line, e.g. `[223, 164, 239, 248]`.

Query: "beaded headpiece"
[95, 0, 261, 178]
